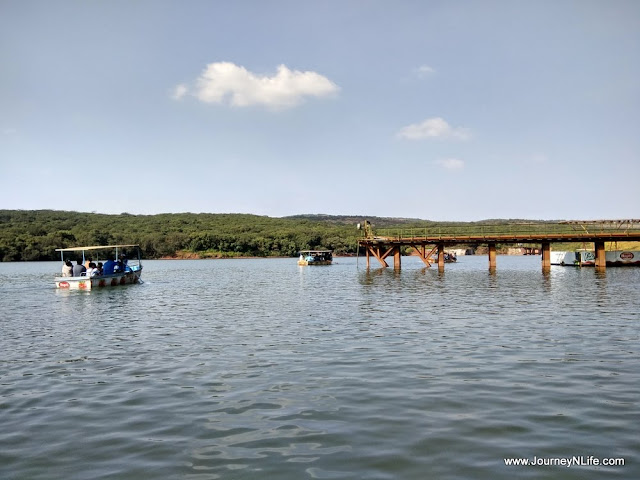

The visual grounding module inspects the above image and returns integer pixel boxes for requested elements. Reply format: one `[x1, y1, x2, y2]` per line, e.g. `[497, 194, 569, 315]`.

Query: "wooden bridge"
[357, 220, 640, 270]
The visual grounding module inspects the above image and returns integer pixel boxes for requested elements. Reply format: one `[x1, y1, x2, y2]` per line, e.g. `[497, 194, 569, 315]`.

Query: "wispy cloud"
[396, 117, 470, 141]
[171, 84, 188, 100]
[3, 128, 17, 135]
[415, 65, 435, 78]
[173, 62, 339, 109]
[435, 158, 465, 170]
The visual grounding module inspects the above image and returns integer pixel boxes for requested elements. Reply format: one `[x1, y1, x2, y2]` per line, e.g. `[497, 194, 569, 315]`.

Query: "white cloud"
[172, 84, 188, 100]
[3, 128, 17, 135]
[415, 65, 435, 78]
[435, 158, 465, 170]
[396, 117, 470, 141]
[174, 62, 339, 109]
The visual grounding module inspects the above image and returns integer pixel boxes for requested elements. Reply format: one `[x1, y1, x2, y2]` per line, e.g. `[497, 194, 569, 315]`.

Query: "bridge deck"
[360, 231, 640, 245]
[357, 220, 640, 270]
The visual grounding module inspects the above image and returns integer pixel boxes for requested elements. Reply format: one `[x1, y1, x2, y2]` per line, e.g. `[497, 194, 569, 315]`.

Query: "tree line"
[0, 210, 372, 261]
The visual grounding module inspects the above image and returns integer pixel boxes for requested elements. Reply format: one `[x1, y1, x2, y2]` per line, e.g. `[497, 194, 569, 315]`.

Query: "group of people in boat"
[61, 255, 129, 277]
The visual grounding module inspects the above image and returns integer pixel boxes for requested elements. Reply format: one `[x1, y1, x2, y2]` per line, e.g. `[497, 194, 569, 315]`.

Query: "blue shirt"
[103, 259, 116, 275]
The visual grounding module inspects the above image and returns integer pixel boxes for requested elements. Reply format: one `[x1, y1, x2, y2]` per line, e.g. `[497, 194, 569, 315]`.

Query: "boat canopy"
[55, 245, 140, 252]
[299, 250, 332, 254]
[55, 245, 142, 264]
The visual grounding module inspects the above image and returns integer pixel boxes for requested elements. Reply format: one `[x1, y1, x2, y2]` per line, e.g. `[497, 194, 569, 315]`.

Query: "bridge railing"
[367, 221, 640, 240]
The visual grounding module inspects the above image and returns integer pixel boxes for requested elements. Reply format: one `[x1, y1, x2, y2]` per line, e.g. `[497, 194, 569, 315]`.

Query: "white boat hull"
[605, 250, 640, 266]
[297, 259, 332, 266]
[55, 268, 142, 290]
[551, 251, 640, 267]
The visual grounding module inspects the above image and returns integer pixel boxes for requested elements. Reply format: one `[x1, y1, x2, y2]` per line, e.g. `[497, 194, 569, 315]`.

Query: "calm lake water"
[1, 256, 638, 479]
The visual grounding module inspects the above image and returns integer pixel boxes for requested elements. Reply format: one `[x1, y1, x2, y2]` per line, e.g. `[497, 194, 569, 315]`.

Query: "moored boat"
[55, 245, 143, 290]
[551, 250, 640, 267]
[298, 250, 333, 266]
[606, 250, 640, 266]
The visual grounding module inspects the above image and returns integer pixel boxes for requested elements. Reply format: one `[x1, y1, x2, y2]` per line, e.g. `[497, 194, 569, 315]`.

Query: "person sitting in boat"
[73, 260, 86, 277]
[61, 260, 73, 277]
[114, 258, 124, 273]
[85, 262, 95, 277]
[86, 262, 100, 277]
[119, 254, 131, 272]
[103, 257, 116, 275]
[96, 262, 104, 275]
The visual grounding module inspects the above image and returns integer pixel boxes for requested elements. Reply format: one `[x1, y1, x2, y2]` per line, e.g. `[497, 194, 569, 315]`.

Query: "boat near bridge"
[550, 250, 640, 267]
[55, 245, 143, 290]
[429, 251, 457, 263]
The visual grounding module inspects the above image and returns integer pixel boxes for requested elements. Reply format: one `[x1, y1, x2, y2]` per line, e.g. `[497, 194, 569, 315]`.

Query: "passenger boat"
[550, 250, 640, 267]
[441, 252, 457, 263]
[298, 250, 333, 266]
[55, 245, 143, 290]
[428, 252, 458, 263]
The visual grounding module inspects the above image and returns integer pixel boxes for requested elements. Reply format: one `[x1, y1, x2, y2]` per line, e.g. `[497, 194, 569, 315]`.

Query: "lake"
[1, 256, 638, 479]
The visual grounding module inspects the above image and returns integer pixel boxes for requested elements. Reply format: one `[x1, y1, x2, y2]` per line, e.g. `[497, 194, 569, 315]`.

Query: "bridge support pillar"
[438, 243, 445, 269]
[488, 243, 497, 269]
[363, 244, 391, 268]
[595, 241, 606, 269]
[541, 242, 551, 269]
[393, 246, 401, 270]
[410, 244, 437, 267]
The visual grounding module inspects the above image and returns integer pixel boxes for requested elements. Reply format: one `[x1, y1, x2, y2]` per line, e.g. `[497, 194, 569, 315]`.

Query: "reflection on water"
[1, 257, 639, 480]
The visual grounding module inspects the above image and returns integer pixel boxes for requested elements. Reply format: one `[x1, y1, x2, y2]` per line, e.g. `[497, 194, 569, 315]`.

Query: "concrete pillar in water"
[393, 246, 401, 270]
[438, 243, 445, 269]
[488, 243, 497, 269]
[541, 242, 551, 269]
[595, 241, 606, 269]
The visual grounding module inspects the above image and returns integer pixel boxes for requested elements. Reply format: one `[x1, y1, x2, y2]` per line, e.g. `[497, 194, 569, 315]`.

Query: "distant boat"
[550, 250, 640, 267]
[298, 250, 333, 266]
[55, 245, 143, 290]
[442, 252, 457, 263]
[429, 251, 458, 263]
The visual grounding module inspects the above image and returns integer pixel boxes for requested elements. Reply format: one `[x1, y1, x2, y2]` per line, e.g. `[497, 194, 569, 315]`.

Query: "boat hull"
[297, 260, 332, 266]
[55, 268, 142, 290]
[605, 250, 640, 266]
[550, 251, 640, 267]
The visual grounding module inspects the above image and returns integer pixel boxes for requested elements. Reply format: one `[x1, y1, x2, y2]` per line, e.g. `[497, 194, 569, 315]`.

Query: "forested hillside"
[0, 210, 400, 261]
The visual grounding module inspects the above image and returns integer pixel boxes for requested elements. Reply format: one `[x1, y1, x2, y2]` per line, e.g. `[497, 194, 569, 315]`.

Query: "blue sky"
[1, 0, 638, 221]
